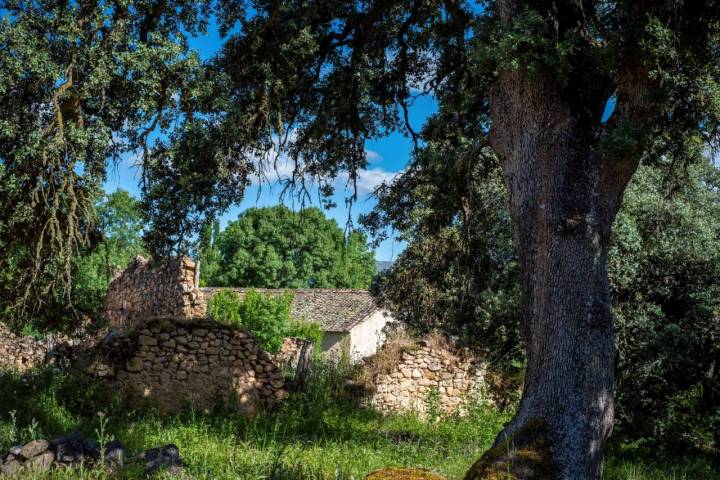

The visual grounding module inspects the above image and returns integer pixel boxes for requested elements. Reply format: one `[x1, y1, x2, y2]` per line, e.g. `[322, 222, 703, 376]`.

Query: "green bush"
[239, 290, 293, 353]
[208, 289, 297, 353]
[207, 289, 243, 326]
[286, 319, 325, 352]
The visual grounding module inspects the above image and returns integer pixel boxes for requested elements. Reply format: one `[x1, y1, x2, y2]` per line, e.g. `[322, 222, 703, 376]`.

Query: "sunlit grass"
[0, 367, 716, 479]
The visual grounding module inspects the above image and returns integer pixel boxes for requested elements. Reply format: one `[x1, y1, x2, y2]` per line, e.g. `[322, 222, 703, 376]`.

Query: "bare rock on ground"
[365, 467, 446, 480]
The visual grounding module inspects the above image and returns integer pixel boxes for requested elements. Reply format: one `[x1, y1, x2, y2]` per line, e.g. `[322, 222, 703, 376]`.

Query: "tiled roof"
[200, 288, 379, 333]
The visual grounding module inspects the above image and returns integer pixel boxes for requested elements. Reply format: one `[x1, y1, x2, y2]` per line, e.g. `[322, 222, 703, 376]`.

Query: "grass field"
[0, 365, 717, 479]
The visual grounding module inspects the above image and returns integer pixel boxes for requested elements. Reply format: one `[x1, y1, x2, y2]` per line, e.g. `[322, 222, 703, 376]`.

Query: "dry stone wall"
[0, 323, 47, 371]
[90, 318, 288, 414]
[365, 338, 487, 417]
[0, 323, 90, 372]
[104, 256, 205, 331]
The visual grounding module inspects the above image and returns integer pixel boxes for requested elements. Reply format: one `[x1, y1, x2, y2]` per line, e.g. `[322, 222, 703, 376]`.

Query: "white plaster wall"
[348, 310, 395, 362]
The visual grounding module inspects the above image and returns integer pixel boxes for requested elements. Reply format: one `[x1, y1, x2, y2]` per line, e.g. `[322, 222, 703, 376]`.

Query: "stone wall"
[0, 323, 88, 372]
[0, 323, 48, 371]
[89, 318, 288, 414]
[364, 338, 487, 417]
[104, 256, 205, 331]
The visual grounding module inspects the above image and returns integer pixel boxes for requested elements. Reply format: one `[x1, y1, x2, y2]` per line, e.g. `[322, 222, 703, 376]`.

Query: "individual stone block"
[20, 439, 49, 460]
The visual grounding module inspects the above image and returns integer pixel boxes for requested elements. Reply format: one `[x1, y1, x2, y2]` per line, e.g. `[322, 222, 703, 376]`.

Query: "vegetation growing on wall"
[207, 289, 323, 354]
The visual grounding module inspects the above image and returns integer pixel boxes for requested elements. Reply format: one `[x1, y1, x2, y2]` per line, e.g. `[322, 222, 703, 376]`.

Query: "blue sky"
[104, 20, 436, 262]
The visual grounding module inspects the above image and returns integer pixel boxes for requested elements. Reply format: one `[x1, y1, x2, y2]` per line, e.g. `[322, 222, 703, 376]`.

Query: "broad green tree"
[72, 190, 146, 314]
[97, 190, 146, 283]
[201, 206, 376, 289]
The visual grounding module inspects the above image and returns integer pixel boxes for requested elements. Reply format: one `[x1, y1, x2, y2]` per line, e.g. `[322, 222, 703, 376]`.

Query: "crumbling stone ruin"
[1, 256, 491, 419]
[362, 335, 488, 417]
[104, 256, 205, 331]
[0, 322, 89, 372]
[0, 322, 47, 371]
[88, 318, 288, 413]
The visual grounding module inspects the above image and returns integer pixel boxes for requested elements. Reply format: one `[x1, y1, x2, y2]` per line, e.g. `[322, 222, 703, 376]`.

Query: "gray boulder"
[20, 439, 49, 459]
[141, 444, 185, 476]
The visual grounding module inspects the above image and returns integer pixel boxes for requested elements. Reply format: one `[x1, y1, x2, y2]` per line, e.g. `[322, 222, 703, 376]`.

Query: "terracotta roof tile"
[200, 288, 378, 333]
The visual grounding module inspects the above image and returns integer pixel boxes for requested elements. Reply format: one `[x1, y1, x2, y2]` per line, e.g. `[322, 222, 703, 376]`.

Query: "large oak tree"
[201, 2, 720, 477]
[3, 1, 720, 478]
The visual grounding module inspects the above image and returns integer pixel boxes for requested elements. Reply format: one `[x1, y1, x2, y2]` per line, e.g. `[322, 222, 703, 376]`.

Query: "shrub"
[239, 290, 293, 353]
[286, 319, 324, 352]
[207, 289, 243, 326]
[208, 289, 326, 355]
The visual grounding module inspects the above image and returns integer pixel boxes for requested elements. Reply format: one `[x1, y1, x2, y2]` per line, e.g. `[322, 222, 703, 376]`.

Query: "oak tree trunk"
[465, 66, 638, 479]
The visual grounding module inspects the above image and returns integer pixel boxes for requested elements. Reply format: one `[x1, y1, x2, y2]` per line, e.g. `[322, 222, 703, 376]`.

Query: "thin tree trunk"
[465, 64, 637, 479]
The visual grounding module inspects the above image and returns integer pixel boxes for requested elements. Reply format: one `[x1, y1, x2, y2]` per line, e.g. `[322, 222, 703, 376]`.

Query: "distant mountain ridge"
[375, 261, 393, 273]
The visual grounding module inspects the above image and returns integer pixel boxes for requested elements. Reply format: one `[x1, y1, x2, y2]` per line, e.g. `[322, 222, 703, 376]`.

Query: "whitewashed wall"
[349, 310, 395, 362]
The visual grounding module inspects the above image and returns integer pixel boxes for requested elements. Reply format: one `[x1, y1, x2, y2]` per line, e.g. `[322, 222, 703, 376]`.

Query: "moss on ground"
[463, 418, 555, 480]
[366, 467, 447, 480]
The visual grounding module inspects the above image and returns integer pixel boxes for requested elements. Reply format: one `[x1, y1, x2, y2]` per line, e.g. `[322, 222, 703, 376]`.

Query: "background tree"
[1, 190, 146, 332]
[97, 190, 146, 283]
[0, 0, 214, 319]
[365, 146, 523, 368]
[71, 190, 147, 316]
[201, 206, 376, 289]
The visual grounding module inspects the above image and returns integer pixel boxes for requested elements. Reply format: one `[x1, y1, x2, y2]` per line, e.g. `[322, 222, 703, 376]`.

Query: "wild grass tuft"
[0, 365, 717, 480]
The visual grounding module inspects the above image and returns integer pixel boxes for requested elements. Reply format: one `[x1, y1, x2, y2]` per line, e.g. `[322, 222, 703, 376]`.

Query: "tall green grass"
[0, 365, 717, 479]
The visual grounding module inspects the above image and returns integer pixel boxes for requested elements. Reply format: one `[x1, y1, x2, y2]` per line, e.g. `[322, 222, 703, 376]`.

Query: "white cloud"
[339, 167, 403, 195]
[246, 131, 402, 197]
[356, 167, 401, 194]
[250, 155, 297, 185]
[365, 149, 383, 163]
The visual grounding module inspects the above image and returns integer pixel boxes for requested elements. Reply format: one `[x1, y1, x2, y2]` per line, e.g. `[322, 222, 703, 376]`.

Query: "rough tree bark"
[465, 5, 644, 478]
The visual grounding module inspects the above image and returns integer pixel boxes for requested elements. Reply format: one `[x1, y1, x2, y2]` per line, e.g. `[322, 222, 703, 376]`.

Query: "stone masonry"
[104, 256, 205, 331]
[365, 338, 487, 417]
[0, 322, 90, 373]
[0, 322, 47, 371]
[90, 318, 288, 414]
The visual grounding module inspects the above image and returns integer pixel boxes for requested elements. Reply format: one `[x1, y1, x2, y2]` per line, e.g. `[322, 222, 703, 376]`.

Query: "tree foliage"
[0, 0, 212, 316]
[1, 190, 145, 331]
[369, 155, 720, 448]
[5, 1, 720, 314]
[201, 206, 376, 289]
[207, 288, 323, 354]
[70, 190, 147, 316]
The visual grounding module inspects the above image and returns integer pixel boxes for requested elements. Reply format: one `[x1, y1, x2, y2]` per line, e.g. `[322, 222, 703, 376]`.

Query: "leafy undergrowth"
[0, 366, 717, 480]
